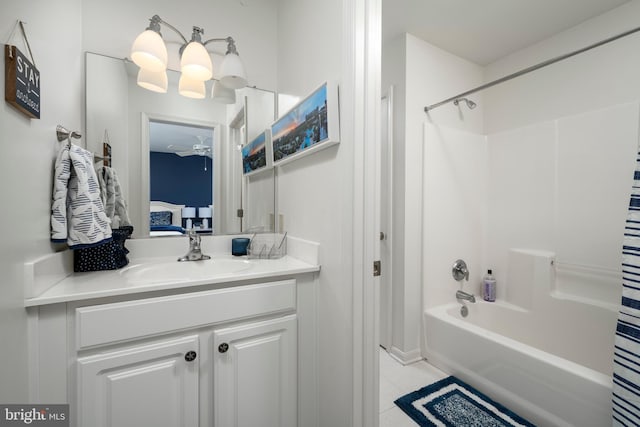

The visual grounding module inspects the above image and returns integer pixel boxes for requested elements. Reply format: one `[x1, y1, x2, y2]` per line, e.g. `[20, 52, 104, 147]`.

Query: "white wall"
[275, 0, 353, 425]
[0, 0, 82, 401]
[484, 1, 640, 134]
[382, 33, 485, 359]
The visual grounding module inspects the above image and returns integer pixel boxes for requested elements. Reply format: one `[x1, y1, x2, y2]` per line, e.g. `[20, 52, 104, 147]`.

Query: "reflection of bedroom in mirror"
[148, 120, 215, 237]
[85, 52, 277, 238]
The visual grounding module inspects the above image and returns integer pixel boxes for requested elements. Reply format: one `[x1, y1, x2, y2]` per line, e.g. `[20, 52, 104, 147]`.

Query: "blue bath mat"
[394, 376, 535, 426]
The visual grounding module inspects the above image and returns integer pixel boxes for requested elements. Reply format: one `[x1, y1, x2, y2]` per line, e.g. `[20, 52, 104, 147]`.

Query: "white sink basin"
[120, 257, 255, 284]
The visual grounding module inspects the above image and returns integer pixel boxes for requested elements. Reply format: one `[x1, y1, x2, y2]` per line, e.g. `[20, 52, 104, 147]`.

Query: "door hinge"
[237, 209, 244, 218]
[373, 260, 381, 277]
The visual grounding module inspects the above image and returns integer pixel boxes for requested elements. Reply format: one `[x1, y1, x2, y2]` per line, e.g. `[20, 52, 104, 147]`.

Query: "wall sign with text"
[4, 44, 40, 119]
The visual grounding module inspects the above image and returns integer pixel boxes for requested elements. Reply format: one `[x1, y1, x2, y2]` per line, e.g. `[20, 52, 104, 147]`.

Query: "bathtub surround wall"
[481, 1, 640, 308]
[487, 104, 638, 307]
[383, 2, 640, 366]
[423, 124, 487, 309]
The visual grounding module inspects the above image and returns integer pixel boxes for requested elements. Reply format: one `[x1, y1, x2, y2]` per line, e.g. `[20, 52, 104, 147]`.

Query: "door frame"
[379, 86, 394, 352]
[347, 0, 382, 425]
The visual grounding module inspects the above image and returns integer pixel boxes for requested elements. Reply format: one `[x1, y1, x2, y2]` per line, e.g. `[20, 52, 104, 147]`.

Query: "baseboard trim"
[389, 346, 423, 365]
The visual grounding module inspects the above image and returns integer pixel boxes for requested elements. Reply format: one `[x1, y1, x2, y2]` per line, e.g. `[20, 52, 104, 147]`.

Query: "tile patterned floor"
[379, 348, 447, 427]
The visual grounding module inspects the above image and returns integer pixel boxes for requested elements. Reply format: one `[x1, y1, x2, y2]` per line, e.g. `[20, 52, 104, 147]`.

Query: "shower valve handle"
[452, 259, 469, 282]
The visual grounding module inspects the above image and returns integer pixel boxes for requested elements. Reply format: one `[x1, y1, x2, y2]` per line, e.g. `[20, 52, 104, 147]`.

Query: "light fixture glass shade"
[130, 30, 168, 72]
[179, 75, 206, 99]
[211, 81, 236, 104]
[136, 68, 168, 93]
[219, 52, 248, 89]
[181, 42, 213, 81]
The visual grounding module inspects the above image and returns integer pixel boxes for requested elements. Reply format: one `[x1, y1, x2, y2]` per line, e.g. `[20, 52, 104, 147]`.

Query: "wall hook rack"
[56, 125, 81, 142]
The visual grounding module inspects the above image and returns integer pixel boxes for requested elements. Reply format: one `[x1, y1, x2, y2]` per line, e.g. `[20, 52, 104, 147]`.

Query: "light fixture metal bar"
[202, 37, 232, 46]
[153, 15, 189, 45]
[424, 25, 640, 113]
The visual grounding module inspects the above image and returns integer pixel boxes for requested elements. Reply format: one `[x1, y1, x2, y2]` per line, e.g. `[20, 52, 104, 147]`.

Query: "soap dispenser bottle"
[482, 269, 496, 302]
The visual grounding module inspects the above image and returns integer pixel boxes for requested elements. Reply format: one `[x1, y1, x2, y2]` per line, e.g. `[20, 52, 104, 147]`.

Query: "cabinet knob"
[184, 351, 197, 362]
[218, 343, 229, 353]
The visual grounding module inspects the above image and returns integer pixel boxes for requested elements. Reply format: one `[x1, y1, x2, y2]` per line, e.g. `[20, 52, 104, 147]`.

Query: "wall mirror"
[85, 52, 276, 238]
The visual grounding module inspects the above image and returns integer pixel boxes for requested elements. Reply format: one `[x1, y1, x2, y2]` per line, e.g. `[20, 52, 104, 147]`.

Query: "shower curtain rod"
[423, 25, 640, 113]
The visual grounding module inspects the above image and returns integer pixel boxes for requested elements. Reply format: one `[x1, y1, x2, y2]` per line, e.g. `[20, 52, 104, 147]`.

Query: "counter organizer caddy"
[247, 232, 287, 259]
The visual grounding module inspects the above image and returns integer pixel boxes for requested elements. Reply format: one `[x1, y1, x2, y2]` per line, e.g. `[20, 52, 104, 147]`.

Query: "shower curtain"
[613, 152, 640, 425]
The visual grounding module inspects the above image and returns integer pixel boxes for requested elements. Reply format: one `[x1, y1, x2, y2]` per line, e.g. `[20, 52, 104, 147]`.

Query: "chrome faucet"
[456, 290, 476, 303]
[178, 229, 211, 262]
[452, 259, 475, 303]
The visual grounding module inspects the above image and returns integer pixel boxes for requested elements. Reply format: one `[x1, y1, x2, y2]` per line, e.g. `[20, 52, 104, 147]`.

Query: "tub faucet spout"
[456, 290, 476, 303]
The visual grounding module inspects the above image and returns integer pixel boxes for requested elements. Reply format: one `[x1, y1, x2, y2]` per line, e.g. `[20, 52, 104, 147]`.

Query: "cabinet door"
[213, 315, 297, 427]
[77, 335, 199, 427]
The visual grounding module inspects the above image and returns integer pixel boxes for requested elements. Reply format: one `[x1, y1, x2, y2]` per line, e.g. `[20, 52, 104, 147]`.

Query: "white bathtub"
[424, 301, 614, 426]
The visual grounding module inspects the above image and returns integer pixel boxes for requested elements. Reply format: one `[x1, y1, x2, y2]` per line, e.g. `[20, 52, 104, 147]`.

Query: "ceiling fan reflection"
[167, 136, 212, 158]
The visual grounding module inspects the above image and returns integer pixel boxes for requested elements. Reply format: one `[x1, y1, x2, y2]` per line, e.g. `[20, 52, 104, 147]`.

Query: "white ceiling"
[382, 0, 631, 65]
[149, 121, 215, 154]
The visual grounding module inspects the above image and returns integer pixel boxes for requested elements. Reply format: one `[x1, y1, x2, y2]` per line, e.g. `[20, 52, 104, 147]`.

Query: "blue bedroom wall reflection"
[150, 152, 213, 207]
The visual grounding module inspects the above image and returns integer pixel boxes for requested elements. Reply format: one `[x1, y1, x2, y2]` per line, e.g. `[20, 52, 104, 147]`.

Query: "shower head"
[453, 98, 477, 109]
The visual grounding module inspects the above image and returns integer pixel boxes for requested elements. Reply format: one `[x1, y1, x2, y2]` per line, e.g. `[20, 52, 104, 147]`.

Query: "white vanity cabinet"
[77, 335, 200, 427]
[213, 315, 297, 427]
[30, 276, 315, 427]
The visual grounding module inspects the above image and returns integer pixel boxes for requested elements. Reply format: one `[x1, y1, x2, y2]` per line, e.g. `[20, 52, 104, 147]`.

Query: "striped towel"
[51, 144, 112, 249]
[613, 155, 640, 426]
[96, 165, 132, 229]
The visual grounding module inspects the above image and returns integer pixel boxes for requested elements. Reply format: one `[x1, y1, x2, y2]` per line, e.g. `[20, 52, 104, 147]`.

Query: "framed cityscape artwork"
[271, 81, 339, 166]
[242, 130, 272, 176]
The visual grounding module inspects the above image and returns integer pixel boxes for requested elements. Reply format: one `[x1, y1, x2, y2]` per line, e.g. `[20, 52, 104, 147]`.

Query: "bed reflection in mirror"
[149, 120, 213, 237]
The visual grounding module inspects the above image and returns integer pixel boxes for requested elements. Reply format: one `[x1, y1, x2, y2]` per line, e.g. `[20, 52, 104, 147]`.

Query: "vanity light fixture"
[179, 74, 206, 99]
[211, 80, 236, 104]
[136, 68, 168, 93]
[131, 15, 248, 99]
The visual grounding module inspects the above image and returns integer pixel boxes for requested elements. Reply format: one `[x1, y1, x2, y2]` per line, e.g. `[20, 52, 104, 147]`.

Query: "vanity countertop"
[25, 254, 319, 307]
[24, 235, 321, 307]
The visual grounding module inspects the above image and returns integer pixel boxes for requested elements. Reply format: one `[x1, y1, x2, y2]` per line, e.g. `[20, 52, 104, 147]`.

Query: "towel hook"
[56, 125, 81, 147]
